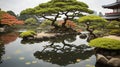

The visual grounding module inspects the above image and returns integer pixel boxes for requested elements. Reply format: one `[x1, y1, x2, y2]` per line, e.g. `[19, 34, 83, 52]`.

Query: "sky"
[0, 0, 115, 15]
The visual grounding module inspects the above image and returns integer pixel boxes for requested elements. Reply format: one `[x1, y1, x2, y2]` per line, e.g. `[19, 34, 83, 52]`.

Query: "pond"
[0, 32, 96, 67]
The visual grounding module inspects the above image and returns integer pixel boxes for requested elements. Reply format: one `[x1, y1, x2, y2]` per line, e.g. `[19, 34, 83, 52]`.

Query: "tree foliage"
[106, 21, 120, 36]
[57, 20, 77, 29]
[7, 10, 17, 17]
[25, 18, 37, 25]
[0, 10, 24, 26]
[18, 14, 31, 21]
[21, 0, 93, 27]
[78, 15, 107, 23]
[20, 30, 36, 38]
[107, 21, 120, 29]
[78, 15, 107, 37]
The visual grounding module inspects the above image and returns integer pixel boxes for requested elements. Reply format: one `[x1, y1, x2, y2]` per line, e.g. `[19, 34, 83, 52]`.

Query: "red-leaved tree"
[57, 20, 77, 29]
[0, 12, 24, 26]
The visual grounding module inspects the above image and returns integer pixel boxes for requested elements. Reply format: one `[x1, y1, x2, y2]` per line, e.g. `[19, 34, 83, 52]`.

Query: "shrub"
[25, 18, 37, 25]
[106, 21, 120, 29]
[40, 20, 52, 27]
[20, 30, 36, 38]
[89, 38, 120, 50]
[109, 29, 120, 36]
[93, 30, 104, 37]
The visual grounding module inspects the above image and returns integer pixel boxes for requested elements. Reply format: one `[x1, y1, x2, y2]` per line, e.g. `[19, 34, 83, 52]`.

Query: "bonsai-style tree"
[20, 0, 93, 28]
[78, 15, 107, 37]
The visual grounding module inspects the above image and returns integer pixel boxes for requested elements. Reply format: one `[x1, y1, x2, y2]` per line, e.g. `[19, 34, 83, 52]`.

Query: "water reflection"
[0, 42, 5, 64]
[0, 32, 96, 67]
[21, 34, 76, 44]
[27, 34, 94, 66]
[34, 45, 94, 66]
[0, 32, 19, 64]
[0, 32, 19, 44]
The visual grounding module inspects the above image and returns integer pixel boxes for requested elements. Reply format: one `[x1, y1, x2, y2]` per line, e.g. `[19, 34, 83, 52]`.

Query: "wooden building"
[102, 0, 120, 21]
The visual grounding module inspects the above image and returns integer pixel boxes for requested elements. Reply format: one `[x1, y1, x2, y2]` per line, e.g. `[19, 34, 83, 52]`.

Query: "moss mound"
[20, 30, 36, 38]
[89, 38, 120, 50]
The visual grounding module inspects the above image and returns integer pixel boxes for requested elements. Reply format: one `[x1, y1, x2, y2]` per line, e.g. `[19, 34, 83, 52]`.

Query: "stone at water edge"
[108, 57, 120, 67]
[96, 54, 109, 64]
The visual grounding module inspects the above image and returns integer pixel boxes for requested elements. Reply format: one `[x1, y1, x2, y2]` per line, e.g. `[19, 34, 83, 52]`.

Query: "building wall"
[117, 0, 120, 2]
[113, 8, 120, 12]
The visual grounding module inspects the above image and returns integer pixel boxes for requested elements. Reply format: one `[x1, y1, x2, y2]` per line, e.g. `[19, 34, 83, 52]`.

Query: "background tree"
[7, 10, 17, 17]
[1, 13, 24, 25]
[78, 15, 107, 37]
[106, 21, 120, 36]
[17, 14, 31, 21]
[0, 10, 5, 24]
[25, 18, 37, 25]
[21, 0, 93, 28]
[98, 12, 103, 17]
[0, 9, 24, 32]
[107, 21, 120, 29]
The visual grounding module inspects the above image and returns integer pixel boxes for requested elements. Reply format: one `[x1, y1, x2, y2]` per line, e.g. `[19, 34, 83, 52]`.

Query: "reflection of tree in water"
[0, 42, 5, 64]
[0, 32, 18, 63]
[0, 32, 19, 44]
[34, 35, 94, 66]
[21, 34, 94, 66]
[21, 34, 76, 44]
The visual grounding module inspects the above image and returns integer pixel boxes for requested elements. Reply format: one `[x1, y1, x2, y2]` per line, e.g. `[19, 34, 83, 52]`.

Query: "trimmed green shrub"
[89, 38, 120, 50]
[20, 30, 36, 38]
[40, 20, 52, 27]
[109, 29, 120, 36]
[106, 21, 120, 29]
[25, 18, 37, 25]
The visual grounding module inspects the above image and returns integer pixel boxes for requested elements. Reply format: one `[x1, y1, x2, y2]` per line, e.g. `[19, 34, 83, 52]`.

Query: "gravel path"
[103, 35, 120, 41]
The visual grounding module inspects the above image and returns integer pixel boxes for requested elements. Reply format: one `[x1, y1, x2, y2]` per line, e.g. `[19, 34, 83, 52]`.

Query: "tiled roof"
[102, 2, 120, 8]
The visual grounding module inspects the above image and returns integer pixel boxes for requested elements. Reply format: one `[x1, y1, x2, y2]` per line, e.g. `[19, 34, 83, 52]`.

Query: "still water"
[0, 32, 96, 67]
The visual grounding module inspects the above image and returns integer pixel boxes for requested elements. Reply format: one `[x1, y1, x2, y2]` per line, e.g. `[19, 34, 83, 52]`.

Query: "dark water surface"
[0, 32, 96, 67]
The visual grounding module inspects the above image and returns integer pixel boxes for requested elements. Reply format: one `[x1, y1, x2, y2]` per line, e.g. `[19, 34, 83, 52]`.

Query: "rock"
[108, 58, 120, 67]
[106, 56, 112, 59]
[79, 34, 87, 39]
[96, 54, 109, 64]
[0, 28, 5, 32]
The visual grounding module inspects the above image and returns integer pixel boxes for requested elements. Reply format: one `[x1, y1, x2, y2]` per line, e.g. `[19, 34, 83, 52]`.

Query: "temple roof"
[102, 2, 120, 9]
[103, 15, 120, 20]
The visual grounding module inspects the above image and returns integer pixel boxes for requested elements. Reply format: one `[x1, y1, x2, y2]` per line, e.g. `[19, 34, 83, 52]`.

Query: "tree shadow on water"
[0, 43, 5, 64]
[34, 41, 94, 66]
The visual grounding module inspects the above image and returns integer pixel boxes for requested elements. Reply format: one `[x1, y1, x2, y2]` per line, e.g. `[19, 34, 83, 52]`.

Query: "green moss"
[89, 38, 120, 50]
[20, 30, 36, 38]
